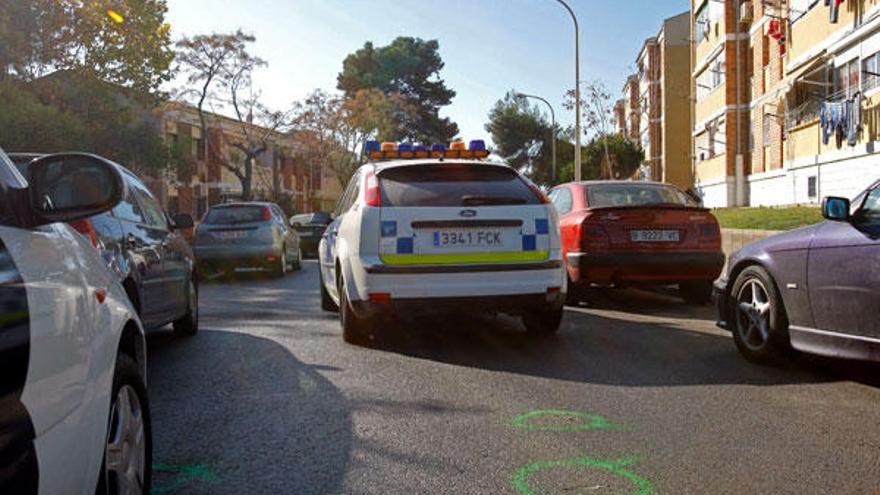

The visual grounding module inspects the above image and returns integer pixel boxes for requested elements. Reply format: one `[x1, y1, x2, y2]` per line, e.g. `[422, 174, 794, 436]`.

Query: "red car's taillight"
[581, 222, 610, 250]
[699, 221, 721, 247]
[262, 207, 272, 221]
[364, 170, 381, 207]
[69, 219, 98, 248]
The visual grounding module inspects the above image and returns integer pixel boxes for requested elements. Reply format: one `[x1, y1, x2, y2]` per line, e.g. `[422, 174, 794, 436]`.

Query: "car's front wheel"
[523, 307, 564, 336]
[319, 268, 338, 312]
[339, 275, 373, 345]
[98, 354, 151, 495]
[172, 279, 198, 337]
[730, 266, 790, 364]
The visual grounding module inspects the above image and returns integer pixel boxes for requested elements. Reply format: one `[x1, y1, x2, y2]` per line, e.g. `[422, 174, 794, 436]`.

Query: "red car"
[548, 181, 725, 304]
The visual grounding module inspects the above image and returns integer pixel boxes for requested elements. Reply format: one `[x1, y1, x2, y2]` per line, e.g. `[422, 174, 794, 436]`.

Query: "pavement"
[147, 261, 880, 495]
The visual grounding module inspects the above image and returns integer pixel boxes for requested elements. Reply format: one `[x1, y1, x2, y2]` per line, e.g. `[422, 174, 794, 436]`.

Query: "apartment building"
[692, 0, 752, 207]
[158, 102, 342, 217]
[618, 12, 693, 190]
[692, 0, 880, 207]
[745, 0, 880, 205]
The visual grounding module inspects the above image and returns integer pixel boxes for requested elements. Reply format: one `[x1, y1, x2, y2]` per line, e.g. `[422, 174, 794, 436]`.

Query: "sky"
[165, 0, 689, 143]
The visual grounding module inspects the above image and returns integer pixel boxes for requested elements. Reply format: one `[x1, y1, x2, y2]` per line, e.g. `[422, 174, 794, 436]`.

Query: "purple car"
[715, 180, 880, 363]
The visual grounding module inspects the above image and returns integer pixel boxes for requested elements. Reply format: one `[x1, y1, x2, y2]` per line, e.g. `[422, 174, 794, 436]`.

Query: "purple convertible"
[715, 180, 880, 364]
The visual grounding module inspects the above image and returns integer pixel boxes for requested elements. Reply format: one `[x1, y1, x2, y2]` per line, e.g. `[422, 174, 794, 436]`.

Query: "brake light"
[581, 222, 610, 250]
[699, 221, 721, 247]
[262, 207, 272, 221]
[69, 219, 98, 248]
[369, 293, 391, 304]
[364, 170, 381, 207]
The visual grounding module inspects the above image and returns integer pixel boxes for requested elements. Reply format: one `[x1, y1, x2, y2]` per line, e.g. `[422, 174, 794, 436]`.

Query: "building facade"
[692, 0, 880, 207]
[619, 12, 693, 190]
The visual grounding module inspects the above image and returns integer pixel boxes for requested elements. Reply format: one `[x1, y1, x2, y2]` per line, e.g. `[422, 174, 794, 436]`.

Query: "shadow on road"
[146, 329, 352, 495]
[367, 287, 880, 389]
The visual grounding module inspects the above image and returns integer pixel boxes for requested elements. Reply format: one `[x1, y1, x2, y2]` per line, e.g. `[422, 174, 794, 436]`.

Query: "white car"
[318, 141, 566, 344]
[0, 149, 151, 494]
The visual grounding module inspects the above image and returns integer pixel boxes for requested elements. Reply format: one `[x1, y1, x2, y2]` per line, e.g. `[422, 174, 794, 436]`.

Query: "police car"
[0, 150, 151, 494]
[318, 140, 566, 344]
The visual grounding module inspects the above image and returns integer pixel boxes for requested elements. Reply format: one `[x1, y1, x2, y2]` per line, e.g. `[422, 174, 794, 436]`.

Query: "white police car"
[0, 149, 150, 494]
[318, 140, 566, 344]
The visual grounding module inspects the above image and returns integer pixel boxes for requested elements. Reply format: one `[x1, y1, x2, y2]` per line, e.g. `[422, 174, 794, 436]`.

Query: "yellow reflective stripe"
[380, 251, 549, 266]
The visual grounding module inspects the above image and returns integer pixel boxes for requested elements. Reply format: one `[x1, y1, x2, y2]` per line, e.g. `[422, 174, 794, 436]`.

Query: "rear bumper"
[194, 244, 281, 271]
[351, 292, 564, 318]
[567, 251, 725, 286]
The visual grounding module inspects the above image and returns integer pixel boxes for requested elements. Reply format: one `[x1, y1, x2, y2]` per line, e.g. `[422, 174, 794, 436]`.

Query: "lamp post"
[553, 0, 581, 181]
[515, 92, 557, 184]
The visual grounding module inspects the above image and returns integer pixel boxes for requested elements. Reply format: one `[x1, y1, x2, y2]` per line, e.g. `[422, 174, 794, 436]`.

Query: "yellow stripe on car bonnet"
[380, 251, 549, 266]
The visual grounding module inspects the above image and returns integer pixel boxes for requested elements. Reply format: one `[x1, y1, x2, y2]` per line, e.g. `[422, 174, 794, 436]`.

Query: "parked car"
[193, 202, 302, 276]
[10, 153, 199, 336]
[290, 211, 331, 258]
[319, 141, 566, 345]
[0, 148, 151, 494]
[549, 181, 725, 304]
[716, 180, 880, 364]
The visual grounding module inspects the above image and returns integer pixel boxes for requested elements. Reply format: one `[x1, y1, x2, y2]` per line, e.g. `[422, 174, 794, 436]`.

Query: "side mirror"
[171, 213, 194, 230]
[27, 153, 124, 226]
[822, 196, 851, 222]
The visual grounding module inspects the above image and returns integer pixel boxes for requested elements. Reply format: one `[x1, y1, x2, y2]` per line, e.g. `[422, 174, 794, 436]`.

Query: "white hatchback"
[318, 153, 566, 344]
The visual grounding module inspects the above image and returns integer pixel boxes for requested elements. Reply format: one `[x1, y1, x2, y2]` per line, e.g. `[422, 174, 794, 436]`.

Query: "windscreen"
[203, 205, 266, 224]
[379, 164, 542, 207]
[586, 184, 697, 208]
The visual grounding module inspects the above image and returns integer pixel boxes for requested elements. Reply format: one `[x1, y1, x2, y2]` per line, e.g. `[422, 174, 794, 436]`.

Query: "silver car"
[193, 202, 302, 277]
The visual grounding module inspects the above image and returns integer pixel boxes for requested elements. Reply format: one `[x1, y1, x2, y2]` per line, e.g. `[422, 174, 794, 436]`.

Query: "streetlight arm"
[514, 92, 558, 183]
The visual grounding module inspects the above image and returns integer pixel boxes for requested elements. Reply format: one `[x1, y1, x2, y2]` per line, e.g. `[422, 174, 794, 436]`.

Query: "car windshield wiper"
[461, 195, 527, 206]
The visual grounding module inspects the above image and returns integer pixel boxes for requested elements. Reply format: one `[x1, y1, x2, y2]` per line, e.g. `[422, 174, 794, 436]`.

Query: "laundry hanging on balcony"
[826, 0, 845, 24]
[819, 93, 861, 146]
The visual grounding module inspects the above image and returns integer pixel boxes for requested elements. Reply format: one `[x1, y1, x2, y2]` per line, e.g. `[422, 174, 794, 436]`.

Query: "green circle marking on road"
[512, 456, 653, 495]
[152, 463, 218, 494]
[511, 409, 625, 432]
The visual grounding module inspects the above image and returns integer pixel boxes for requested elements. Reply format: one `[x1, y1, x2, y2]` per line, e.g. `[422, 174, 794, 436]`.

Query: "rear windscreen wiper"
[461, 195, 528, 206]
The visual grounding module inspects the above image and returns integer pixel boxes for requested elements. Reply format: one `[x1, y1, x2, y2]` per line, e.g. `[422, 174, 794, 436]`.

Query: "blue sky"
[166, 0, 688, 142]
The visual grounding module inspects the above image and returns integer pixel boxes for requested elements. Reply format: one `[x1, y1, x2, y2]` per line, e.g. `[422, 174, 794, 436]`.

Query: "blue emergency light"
[365, 140, 489, 160]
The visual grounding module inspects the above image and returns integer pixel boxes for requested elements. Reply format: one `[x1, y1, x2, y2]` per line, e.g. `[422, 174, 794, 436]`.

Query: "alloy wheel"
[735, 278, 772, 351]
[105, 385, 146, 495]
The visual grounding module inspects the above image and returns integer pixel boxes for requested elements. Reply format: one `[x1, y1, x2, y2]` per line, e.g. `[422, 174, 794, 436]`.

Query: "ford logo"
[459, 209, 477, 218]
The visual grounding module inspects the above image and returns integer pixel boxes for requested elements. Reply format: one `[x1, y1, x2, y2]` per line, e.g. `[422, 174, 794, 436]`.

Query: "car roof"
[567, 180, 677, 188]
[369, 159, 513, 173]
[211, 201, 276, 208]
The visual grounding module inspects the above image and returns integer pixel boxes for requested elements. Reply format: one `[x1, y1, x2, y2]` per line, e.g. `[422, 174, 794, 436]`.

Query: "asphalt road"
[147, 261, 880, 494]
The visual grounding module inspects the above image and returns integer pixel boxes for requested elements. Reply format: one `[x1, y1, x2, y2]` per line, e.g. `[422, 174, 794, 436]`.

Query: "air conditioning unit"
[740, 1, 754, 24]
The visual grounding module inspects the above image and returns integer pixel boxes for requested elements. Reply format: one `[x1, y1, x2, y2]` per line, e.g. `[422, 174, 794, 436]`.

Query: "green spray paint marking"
[151, 463, 219, 494]
[511, 409, 626, 432]
[512, 456, 653, 495]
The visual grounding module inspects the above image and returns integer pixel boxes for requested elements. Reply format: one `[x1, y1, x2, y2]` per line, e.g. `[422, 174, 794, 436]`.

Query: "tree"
[565, 80, 617, 179]
[485, 91, 571, 186]
[1, 0, 174, 94]
[295, 89, 415, 188]
[558, 134, 644, 183]
[175, 30, 258, 171]
[337, 37, 458, 144]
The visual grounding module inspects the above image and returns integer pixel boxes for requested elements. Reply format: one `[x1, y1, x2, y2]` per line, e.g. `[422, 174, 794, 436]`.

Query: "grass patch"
[712, 206, 824, 231]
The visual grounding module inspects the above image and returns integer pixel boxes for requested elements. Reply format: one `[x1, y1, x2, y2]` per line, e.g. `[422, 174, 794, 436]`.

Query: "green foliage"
[0, 77, 171, 177]
[486, 91, 572, 186]
[712, 206, 824, 231]
[557, 135, 644, 183]
[337, 37, 458, 144]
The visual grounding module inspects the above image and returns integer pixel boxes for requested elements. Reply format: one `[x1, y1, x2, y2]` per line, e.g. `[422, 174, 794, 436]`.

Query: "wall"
[662, 12, 695, 189]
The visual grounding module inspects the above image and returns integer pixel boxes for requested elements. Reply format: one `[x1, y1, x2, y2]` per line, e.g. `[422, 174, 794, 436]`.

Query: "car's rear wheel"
[172, 279, 198, 337]
[319, 268, 338, 312]
[731, 266, 790, 364]
[523, 307, 564, 336]
[679, 280, 713, 305]
[99, 354, 151, 495]
[291, 247, 302, 271]
[274, 249, 288, 277]
[339, 275, 372, 345]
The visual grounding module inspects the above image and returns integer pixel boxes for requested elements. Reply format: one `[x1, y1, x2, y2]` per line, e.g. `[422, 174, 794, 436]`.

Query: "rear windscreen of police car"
[378, 164, 542, 207]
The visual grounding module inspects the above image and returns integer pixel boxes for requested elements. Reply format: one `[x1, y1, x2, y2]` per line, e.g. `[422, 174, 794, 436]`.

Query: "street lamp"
[553, 0, 581, 182]
[515, 92, 557, 183]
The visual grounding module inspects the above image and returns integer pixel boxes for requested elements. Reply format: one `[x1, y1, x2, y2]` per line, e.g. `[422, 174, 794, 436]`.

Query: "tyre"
[565, 275, 580, 306]
[730, 266, 791, 364]
[679, 280, 713, 305]
[523, 307, 564, 336]
[172, 279, 199, 337]
[291, 247, 302, 271]
[338, 275, 372, 345]
[274, 248, 288, 277]
[97, 354, 151, 495]
[320, 268, 338, 312]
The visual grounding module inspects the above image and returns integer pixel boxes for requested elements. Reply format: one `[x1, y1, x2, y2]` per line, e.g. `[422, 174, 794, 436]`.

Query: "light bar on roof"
[365, 140, 489, 160]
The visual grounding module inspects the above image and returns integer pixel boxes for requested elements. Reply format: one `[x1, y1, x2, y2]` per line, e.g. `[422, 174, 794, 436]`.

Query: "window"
[695, 3, 709, 41]
[551, 187, 573, 215]
[791, 0, 821, 23]
[194, 138, 205, 160]
[586, 184, 697, 208]
[763, 114, 771, 147]
[203, 205, 267, 225]
[378, 165, 543, 207]
[130, 181, 167, 229]
[112, 185, 145, 224]
[335, 169, 361, 215]
[833, 59, 860, 99]
[863, 52, 880, 92]
[808, 176, 818, 199]
[696, 54, 724, 99]
[860, 187, 880, 222]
